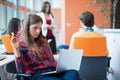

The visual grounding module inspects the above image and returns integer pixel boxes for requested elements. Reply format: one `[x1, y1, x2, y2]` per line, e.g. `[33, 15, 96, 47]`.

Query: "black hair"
[7, 18, 21, 35]
[79, 11, 94, 27]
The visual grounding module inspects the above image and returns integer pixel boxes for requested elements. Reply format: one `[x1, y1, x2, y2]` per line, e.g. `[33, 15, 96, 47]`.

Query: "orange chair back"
[73, 32, 107, 56]
[1, 34, 14, 53]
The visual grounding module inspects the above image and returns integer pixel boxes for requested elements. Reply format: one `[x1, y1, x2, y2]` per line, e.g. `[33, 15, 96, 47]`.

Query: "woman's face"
[29, 22, 42, 39]
[45, 4, 50, 13]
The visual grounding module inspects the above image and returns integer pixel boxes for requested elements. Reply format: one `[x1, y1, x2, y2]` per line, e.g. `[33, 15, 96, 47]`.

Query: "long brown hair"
[41, 1, 54, 18]
[21, 14, 51, 59]
[41, 1, 51, 14]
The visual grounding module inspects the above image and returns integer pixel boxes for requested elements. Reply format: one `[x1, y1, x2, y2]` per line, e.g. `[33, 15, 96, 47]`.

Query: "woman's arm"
[11, 32, 20, 57]
[11, 32, 24, 73]
[49, 13, 56, 30]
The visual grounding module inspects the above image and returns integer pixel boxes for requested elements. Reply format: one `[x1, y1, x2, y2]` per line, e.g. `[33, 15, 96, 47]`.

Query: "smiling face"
[29, 22, 42, 39]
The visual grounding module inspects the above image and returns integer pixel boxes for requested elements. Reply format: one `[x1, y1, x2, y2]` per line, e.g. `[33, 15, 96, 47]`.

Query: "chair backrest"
[1, 34, 13, 54]
[79, 56, 107, 80]
[5, 60, 30, 80]
[72, 32, 107, 56]
[69, 32, 108, 79]
[6, 61, 17, 73]
[1, 34, 14, 54]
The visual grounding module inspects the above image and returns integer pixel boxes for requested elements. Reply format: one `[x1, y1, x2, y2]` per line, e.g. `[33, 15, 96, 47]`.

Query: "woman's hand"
[11, 32, 20, 57]
[11, 32, 19, 48]
[46, 24, 54, 30]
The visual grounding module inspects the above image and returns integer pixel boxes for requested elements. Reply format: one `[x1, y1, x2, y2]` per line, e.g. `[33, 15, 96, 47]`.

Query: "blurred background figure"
[7, 18, 21, 36]
[37, 1, 57, 55]
[1, 17, 21, 80]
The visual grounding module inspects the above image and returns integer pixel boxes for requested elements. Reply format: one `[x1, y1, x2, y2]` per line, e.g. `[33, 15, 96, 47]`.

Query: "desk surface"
[0, 55, 15, 67]
[0, 44, 15, 80]
[0, 44, 15, 67]
[0, 44, 6, 54]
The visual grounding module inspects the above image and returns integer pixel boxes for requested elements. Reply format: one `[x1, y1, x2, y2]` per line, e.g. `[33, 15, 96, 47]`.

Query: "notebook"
[41, 49, 83, 75]
[1, 35, 14, 54]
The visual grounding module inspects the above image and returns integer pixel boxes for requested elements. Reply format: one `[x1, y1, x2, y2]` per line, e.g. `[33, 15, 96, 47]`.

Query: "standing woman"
[37, 1, 57, 54]
[11, 14, 80, 80]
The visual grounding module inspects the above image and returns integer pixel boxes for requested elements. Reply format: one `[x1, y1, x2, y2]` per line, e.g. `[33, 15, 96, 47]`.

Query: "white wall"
[104, 29, 120, 80]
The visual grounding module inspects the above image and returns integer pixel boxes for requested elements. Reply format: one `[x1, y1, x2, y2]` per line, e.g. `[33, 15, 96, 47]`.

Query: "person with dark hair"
[69, 11, 108, 56]
[1, 18, 21, 80]
[11, 14, 80, 80]
[79, 11, 104, 34]
[37, 1, 57, 55]
[69, 11, 108, 80]
[79, 11, 94, 32]
[7, 18, 21, 35]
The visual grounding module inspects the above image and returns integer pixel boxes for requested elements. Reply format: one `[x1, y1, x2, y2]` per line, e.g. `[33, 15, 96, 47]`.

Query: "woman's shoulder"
[19, 41, 28, 49]
[39, 38, 50, 50]
[36, 12, 44, 16]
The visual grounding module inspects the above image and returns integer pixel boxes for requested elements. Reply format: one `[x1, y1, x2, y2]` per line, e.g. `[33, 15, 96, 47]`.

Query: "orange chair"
[69, 32, 108, 80]
[70, 32, 108, 56]
[1, 34, 14, 54]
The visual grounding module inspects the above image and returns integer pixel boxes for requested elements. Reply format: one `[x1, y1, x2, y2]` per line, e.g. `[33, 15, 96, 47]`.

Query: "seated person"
[11, 14, 80, 80]
[1, 18, 21, 80]
[1, 18, 21, 54]
[69, 11, 108, 57]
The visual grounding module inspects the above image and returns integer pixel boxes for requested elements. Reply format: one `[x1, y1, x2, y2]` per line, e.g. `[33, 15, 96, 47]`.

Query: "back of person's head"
[7, 18, 21, 35]
[79, 11, 94, 27]
[21, 14, 43, 46]
[41, 1, 51, 14]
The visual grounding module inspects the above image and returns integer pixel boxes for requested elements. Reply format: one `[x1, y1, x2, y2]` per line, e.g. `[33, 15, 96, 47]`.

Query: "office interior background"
[0, 0, 120, 80]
